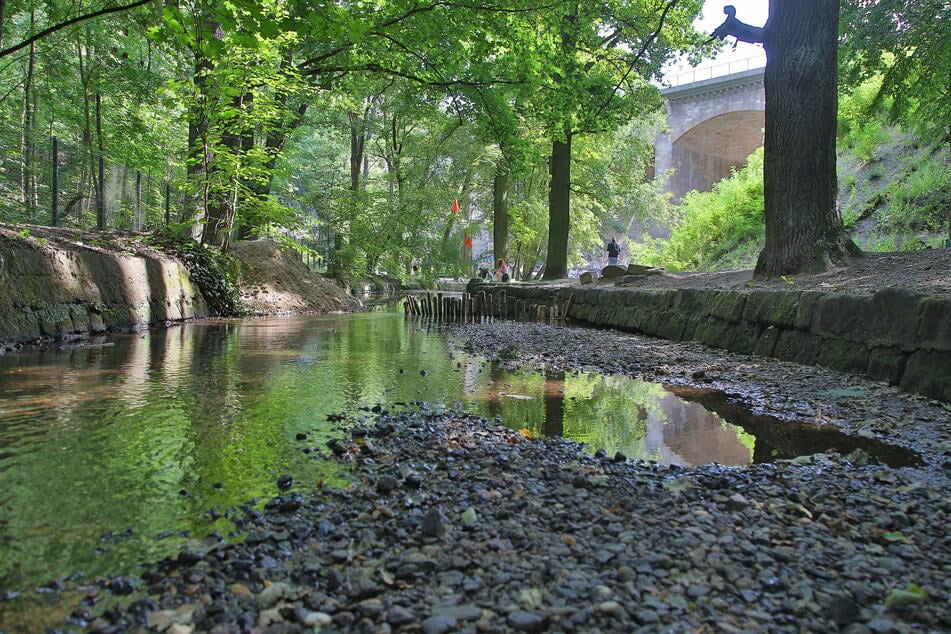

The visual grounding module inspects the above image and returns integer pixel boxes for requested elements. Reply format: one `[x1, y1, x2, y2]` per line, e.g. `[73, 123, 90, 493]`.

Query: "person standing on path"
[606, 238, 621, 265]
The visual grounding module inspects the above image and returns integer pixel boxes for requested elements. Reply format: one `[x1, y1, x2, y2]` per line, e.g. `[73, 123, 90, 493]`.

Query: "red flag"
[464, 235, 472, 247]
[451, 198, 460, 214]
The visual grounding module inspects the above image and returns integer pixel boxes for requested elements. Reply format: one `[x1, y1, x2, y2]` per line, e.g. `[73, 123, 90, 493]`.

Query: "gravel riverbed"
[44, 322, 951, 633]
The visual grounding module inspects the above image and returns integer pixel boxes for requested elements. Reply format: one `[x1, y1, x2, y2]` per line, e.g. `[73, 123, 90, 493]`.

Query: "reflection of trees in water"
[542, 371, 565, 438]
[486, 363, 507, 421]
[561, 375, 662, 459]
[474, 369, 763, 466]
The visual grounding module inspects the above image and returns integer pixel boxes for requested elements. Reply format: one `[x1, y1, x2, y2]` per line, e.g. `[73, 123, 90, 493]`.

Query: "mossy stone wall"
[480, 284, 951, 402]
[0, 237, 208, 346]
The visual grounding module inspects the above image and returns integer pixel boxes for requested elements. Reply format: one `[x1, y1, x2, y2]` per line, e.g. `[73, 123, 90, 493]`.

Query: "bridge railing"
[662, 54, 766, 88]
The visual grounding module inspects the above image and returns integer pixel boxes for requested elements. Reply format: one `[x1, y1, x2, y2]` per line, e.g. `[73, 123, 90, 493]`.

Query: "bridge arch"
[654, 68, 765, 202]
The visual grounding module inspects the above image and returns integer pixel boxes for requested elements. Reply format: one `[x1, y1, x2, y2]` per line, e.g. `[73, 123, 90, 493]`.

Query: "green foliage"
[840, 0, 951, 137]
[148, 228, 243, 316]
[837, 83, 950, 247]
[0, 0, 186, 228]
[645, 149, 765, 272]
[838, 79, 893, 162]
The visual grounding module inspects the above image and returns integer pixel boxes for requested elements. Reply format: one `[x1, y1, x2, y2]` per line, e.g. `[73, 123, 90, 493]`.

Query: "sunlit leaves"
[840, 0, 951, 135]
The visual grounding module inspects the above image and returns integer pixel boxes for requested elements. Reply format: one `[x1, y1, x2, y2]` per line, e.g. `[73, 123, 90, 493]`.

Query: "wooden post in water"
[562, 293, 574, 319]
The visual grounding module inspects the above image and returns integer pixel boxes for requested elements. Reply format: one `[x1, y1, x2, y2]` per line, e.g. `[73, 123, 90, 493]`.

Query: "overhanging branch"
[0, 0, 155, 59]
[591, 0, 682, 121]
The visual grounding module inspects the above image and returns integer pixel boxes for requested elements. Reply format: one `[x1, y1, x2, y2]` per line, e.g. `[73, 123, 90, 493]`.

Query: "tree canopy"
[839, 0, 951, 136]
[0, 0, 946, 281]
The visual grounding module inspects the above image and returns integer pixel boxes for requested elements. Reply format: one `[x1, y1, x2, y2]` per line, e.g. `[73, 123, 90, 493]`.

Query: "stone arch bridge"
[654, 67, 765, 202]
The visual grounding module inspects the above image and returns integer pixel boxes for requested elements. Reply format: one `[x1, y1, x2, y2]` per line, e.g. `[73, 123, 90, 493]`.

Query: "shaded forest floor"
[596, 249, 951, 296]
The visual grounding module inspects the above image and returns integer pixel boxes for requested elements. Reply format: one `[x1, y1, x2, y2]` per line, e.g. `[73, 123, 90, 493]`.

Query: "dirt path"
[608, 249, 951, 295]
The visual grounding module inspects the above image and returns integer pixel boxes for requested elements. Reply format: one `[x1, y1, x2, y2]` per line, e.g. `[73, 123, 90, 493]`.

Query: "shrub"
[148, 228, 244, 316]
[654, 148, 765, 272]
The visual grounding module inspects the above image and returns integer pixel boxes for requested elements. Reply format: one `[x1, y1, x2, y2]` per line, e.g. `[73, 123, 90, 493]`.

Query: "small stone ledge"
[481, 284, 951, 402]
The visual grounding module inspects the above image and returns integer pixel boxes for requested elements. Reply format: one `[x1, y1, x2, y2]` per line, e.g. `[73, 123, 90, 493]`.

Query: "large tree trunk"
[755, 0, 858, 279]
[493, 164, 509, 264]
[543, 131, 571, 280]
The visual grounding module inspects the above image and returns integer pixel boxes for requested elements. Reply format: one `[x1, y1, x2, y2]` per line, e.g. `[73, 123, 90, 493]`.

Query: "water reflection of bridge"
[650, 393, 753, 466]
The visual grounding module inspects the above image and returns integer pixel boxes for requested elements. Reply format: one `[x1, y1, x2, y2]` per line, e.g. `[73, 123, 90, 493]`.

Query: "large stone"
[867, 346, 908, 385]
[753, 325, 781, 357]
[743, 290, 802, 328]
[626, 263, 664, 275]
[633, 289, 675, 312]
[639, 311, 687, 341]
[915, 296, 951, 352]
[600, 265, 627, 278]
[869, 288, 925, 350]
[811, 294, 873, 342]
[774, 331, 822, 365]
[579, 271, 596, 285]
[670, 289, 709, 317]
[708, 291, 748, 323]
[693, 318, 760, 354]
[900, 350, 951, 401]
[794, 291, 826, 330]
[816, 339, 870, 375]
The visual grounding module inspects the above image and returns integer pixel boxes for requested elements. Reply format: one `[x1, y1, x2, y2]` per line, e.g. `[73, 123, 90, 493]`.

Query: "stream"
[0, 306, 920, 625]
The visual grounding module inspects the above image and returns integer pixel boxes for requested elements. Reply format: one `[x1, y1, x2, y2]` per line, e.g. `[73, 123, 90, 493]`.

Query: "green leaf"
[884, 584, 926, 609]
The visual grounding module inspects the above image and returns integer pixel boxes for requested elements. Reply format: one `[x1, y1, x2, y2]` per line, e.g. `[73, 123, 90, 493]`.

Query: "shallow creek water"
[0, 307, 918, 619]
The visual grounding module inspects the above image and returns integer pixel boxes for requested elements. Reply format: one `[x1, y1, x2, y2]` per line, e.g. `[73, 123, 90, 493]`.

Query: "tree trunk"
[205, 91, 252, 252]
[19, 38, 35, 211]
[755, 0, 859, 279]
[95, 92, 106, 229]
[349, 110, 366, 191]
[493, 164, 509, 264]
[77, 43, 93, 227]
[188, 52, 212, 235]
[543, 131, 571, 280]
[327, 109, 367, 281]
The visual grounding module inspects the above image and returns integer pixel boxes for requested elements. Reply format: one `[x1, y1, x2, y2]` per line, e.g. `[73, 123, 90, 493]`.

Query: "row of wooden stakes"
[403, 291, 574, 322]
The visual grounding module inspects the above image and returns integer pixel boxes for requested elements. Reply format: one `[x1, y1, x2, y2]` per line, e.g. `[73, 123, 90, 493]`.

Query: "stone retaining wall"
[0, 236, 207, 347]
[479, 284, 951, 402]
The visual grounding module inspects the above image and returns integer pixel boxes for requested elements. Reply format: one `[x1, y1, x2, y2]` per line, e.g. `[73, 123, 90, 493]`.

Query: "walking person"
[605, 237, 621, 266]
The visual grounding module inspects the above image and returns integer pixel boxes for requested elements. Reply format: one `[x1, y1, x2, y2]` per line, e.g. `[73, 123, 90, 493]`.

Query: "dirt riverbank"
[577, 249, 951, 296]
